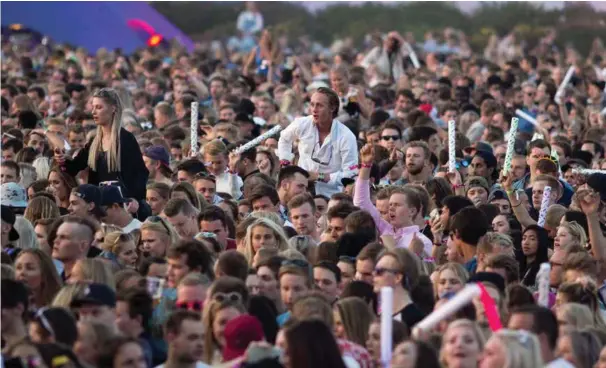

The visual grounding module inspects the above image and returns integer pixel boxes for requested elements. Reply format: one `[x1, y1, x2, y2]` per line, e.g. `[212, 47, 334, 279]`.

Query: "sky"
[299, 1, 606, 13]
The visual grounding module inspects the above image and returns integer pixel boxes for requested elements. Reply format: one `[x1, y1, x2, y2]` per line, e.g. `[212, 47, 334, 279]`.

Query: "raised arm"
[353, 144, 391, 235]
[503, 171, 537, 228]
[578, 189, 606, 261]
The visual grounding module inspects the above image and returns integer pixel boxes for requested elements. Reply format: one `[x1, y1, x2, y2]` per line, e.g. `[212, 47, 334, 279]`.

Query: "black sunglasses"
[147, 215, 170, 234]
[381, 135, 400, 141]
[281, 259, 310, 269]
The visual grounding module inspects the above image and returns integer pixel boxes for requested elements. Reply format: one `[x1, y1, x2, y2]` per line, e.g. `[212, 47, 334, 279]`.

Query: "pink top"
[354, 178, 433, 255]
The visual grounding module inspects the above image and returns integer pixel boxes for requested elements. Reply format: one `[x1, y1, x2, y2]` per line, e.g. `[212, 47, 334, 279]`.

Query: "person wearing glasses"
[278, 87, 358, 198]
[53, 88, 150, 219]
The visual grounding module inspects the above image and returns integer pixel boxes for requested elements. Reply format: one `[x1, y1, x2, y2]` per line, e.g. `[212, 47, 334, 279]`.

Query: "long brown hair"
[15, 249, 62, 307]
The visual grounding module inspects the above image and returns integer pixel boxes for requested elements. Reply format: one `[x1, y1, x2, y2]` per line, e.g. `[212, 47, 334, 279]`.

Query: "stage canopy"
[1, 1, 194, 53]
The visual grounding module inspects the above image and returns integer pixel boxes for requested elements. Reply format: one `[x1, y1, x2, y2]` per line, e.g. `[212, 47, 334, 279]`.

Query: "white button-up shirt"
[278, 116, 359, 197]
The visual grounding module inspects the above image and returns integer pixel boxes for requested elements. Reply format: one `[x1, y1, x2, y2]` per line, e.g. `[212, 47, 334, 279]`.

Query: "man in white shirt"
[278, 87, 358, 197]
[100, 185, 142, 234]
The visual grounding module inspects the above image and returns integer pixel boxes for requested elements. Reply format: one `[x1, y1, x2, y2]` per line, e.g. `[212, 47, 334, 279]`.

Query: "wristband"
[452, 184, 464, 190]
[280, 160, 291, 166]
[360, 163, 372, 168]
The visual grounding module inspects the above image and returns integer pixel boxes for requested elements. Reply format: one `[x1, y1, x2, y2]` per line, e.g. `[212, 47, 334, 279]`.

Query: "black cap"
[235, 112, 255, 126]
[341, 177, 355, 187]
[1, 205, 19, 242]
[100, 185, 127, 206]
[70, 283, 116, 308]
[1, 279, 29, 310]
[469, 272, 506, 294]
[74, 184, 106, 217]
[587, 173, 606, 201]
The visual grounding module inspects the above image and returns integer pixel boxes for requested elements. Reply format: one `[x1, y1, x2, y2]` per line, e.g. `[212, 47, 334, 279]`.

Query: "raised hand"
[578, 189, 600, 215]
[360, 143, 375, 165]
[228, 151, 241, 173]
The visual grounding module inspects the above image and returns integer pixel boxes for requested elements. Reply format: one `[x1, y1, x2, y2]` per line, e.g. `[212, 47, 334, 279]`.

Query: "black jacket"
[63, 128, 149, 201]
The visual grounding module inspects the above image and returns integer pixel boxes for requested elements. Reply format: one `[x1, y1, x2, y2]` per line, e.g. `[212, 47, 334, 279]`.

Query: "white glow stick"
[448, 120, 456, 173]
[405, 42, 420, 69]
[555, 65, 575, 104]
[515, 109, 539, 127]
[233, 125, 282, 154]
[537, 263, 551, 307]
[501, 117, 519, 177]
[537, 186, 552, 227]
[413, 284, 481, 338]
[380, 287, 393, 368]
[572, 168, 606, 176]
[190, 102, 199, 157]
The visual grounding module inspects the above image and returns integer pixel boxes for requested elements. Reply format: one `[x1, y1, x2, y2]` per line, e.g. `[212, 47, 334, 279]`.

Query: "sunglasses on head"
[176, 300, 204, 312]
[147, 215, 171, 234]
[194, 172, 216, 183]
[281, 259, 309, 269]
[373, 267, 401, 276]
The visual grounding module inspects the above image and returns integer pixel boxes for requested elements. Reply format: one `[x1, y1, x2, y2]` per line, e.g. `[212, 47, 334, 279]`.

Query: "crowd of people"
[2, 3, 606, 368]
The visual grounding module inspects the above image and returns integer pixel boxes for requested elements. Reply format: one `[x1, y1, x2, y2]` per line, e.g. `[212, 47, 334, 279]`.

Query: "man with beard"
[404, 141, 432, 184]
[158, 310, 209, 368]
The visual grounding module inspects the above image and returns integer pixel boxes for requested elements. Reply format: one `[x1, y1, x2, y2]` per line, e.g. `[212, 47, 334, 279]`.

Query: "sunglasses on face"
[176, 300, 204, 312]
[213, 292, 242, 303]
[426, 89, 438, 93]
[381, 135, 400, 141]
[373, 267, 401, 276]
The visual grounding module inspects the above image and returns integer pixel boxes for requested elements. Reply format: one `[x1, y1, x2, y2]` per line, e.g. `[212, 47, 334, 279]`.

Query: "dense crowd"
[2, 3, 606, 368]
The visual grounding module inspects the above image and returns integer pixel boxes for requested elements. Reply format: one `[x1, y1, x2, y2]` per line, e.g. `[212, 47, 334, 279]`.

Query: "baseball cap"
[488, 187, 509, 203]
[100, 185, 127, 206]
[587, 173, 606, 201]
[222, 314, 265, 361]
[464, 141, 494, 155]
[465, 176, 490, 194]
[1, 279, 28, 310]
[473, 150, 497, 169]
[1, 182, 28, 208]
[70, 283, 116, 308]
[0, 205, 19, 242]
[73, 184, 106, 217]
[235, 112, 255, 126]
[144, 145, 171, 168]
[469, 272, 506, 295]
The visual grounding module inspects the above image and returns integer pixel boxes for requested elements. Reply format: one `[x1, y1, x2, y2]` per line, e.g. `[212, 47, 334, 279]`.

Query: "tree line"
[152, 1, 606, 56]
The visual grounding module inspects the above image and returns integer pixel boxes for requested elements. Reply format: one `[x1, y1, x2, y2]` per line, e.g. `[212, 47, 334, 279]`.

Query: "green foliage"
[152, 1, 606, 55]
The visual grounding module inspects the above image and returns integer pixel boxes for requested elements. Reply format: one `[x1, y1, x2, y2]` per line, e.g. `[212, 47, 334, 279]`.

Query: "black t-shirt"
[394, 303, 427, 331]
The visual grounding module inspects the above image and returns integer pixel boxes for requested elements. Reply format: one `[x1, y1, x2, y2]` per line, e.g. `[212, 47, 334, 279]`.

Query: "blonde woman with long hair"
[53, 88, 149, 214]
[480, 329, 543, 368]
[555, 221, 588, 250]
[140, 215, 180, 258]
[100, 231, 138, 269]
[242, 217, 290, 265]
[68, 258, 116, 290]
